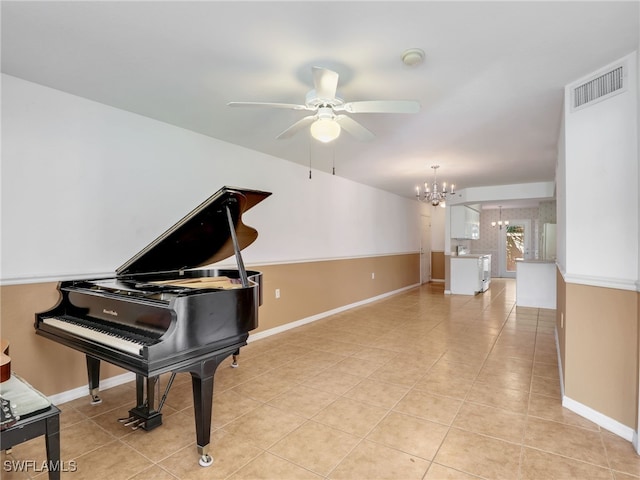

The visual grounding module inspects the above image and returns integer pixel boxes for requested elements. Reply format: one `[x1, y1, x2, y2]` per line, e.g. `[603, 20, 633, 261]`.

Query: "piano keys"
[40, 316, 147, 355]
[35, 186, 271, 467]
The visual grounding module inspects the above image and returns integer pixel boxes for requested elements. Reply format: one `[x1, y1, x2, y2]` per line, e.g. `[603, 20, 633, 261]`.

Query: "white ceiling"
[2, 1, 638, 207]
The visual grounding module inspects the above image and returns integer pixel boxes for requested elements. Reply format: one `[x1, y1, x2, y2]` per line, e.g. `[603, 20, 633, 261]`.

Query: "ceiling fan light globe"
[311, 118, 341, 143]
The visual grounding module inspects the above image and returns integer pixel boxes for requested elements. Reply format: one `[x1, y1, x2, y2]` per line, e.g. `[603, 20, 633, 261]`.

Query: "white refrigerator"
[542, 223, 556, 261]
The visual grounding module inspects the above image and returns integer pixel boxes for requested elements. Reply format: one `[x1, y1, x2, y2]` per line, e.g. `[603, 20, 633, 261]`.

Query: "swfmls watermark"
[3, 459, 78, 473]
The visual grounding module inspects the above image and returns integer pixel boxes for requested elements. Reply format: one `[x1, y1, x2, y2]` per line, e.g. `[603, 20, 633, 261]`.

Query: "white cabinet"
[451, 206, 480, 239]
[450, 255, 491, 295]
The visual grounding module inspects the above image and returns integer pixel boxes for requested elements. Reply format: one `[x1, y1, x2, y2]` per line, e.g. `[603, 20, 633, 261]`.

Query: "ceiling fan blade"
[340, 100, 420, 114]
[312, 66, 339, 101]
[227, 101, 309, 110]
[335, 115, 375, 141]
[276, 115, 316, 139]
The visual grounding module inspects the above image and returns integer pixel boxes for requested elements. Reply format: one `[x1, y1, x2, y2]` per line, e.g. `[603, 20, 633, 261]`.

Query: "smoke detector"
[402, 48, 425, 67]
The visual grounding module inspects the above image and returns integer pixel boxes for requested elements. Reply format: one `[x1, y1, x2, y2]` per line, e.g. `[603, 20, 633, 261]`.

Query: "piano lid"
[116, 187, 271, 276]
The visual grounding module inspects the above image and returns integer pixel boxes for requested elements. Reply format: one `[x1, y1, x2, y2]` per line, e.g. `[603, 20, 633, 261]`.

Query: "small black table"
[1, 374, 61, 480]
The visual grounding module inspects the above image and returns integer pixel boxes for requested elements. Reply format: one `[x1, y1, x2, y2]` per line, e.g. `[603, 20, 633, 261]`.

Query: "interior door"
[420, 214, 431, 284]
[499, 219, 531, 278]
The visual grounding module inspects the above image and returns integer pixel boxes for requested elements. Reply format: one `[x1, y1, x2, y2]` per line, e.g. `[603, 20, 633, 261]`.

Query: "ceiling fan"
[227, 66, 420, 143]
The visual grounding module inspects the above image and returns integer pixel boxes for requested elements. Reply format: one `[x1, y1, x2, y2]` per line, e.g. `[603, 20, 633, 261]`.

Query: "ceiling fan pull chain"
[309, 135, 313, 179]
[332, 145, 335, 175]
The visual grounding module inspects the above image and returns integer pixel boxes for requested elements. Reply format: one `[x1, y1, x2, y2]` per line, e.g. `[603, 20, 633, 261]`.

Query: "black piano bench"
[0, 374, 61, 480]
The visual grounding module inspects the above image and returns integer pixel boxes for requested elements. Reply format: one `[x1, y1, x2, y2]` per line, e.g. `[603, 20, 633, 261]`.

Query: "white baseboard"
[555, 326, 637, 444]
[554, 325, 638, 445]
[47, 372, 135, 405]
[562, 396, 635, 441]
[554, 327, 565, 398]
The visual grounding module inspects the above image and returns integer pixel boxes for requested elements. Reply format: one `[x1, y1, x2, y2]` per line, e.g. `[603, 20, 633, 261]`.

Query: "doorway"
[499, 219, 531, 278]
[420, 214, 431, 284]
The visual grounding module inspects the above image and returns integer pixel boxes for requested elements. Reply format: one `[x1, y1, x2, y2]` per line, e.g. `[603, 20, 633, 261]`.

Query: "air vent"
[571, 63, 626, 111]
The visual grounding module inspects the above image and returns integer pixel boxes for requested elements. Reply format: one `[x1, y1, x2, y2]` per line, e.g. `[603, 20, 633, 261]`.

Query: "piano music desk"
[0, 374, 61, 480]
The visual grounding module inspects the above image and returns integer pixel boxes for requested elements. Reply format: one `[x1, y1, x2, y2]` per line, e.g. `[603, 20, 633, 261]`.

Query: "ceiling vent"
[571, 62, 626, 112]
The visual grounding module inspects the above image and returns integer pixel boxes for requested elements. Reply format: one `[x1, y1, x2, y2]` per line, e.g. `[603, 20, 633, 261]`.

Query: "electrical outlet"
[371, 272, 375, 280]
[561, 312, 564, 328]
[275, 289, 280, 299]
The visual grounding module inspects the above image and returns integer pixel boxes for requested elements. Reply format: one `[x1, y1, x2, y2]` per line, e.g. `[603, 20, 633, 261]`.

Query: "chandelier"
[491, 206, 509, 229]
[416, 165, 455, 207]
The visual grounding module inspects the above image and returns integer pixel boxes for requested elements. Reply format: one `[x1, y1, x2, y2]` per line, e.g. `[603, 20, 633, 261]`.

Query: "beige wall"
[1, 282, 129, 396]
[0, 253, 419, 397]
[255, 254, 419, 333]
[431, 251, 445, 281]
[557, 267, 639, 429]
[556, 268, 567, 388]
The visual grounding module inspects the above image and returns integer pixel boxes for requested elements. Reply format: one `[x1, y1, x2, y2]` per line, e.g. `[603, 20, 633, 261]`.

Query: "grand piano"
[35, 186, 271, 467]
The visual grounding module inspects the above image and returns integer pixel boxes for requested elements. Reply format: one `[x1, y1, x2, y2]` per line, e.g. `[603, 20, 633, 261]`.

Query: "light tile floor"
[4, 279, 640, 479]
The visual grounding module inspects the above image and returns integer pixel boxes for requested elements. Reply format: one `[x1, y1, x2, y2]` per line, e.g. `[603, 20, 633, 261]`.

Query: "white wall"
[563, 52, 639, 290]
[556, 111, 567, 272]
[450, 182, 556, 206]
[636, 34, 640, 457]
[424, 203, 446, 252]
[1, 74, 421, 284]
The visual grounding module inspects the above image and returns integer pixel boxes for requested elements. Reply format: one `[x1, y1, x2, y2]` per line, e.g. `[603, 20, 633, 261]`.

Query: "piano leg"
[86, 356, 102, 405]
[186, 344, 243, 467]
[191, 374, 214, 467]
[231, 348, 240, 368]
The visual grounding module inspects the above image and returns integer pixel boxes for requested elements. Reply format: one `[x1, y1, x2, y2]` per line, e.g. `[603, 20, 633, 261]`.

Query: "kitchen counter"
[450, 254, 491, 295]
[516, 259, 556, 309]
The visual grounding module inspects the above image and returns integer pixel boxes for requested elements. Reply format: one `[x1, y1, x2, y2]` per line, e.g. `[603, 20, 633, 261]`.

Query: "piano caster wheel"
[199, 454, 213, 467]
[90, 395, 102, 405]
[230, 355, 238, 368]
